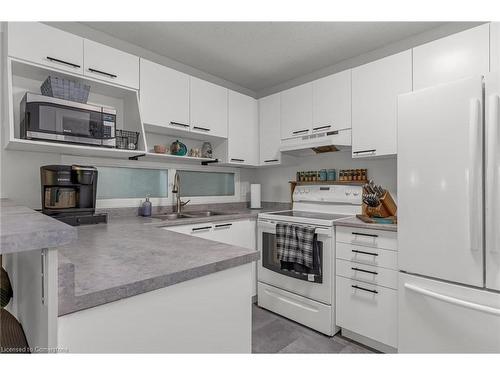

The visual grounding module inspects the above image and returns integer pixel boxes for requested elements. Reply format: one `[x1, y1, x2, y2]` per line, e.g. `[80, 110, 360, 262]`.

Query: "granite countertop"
[57, 205, 289, 316]
[334, 216, 397, 232]
[0, 198, 77, 254]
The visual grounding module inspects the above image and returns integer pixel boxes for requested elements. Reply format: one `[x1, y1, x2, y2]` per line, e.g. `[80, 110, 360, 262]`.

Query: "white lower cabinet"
[336, 276, 398, 348]
[165, 219, 257, 295]
[335, 227, 398, 351]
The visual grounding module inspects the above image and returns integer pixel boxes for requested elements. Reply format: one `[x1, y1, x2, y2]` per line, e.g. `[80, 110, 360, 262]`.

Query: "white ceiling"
[82, 22, 451, 94]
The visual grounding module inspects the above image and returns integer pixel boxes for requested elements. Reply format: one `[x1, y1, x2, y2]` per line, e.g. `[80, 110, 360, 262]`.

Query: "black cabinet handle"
[353, 149, 376, 155]
[46, 56, 80, 68]
[88, 68, 117, 78]
[313, 125, 331, 131]
[352, 231, 378, 238]
[352, 285, 378, 294]
[231, 158, 245, 162]
[170, 121, 190, 128]
[352, 249, 379, 257]
[292, 129, 309, 135]
[214, 223, 232, 229]
[193, 126, 210, 132]
[264, 159, 279, 163]
[351, 267, 378, 275]
[192, 226, 212, 232]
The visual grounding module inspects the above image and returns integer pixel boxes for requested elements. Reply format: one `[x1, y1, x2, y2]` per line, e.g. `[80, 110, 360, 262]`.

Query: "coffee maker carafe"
[40, 165, 107, 226]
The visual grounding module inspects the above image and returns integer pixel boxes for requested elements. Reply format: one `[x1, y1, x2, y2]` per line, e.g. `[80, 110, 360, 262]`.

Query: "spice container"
[327, 169, 336, 181]
[319, 169, 327, 181]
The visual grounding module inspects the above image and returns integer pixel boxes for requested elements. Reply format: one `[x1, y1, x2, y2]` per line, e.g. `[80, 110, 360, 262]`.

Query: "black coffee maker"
[40, 165, 107, 226]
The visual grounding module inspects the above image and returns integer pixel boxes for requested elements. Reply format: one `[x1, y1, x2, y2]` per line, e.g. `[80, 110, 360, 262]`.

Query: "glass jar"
[327, 169, 336, 181]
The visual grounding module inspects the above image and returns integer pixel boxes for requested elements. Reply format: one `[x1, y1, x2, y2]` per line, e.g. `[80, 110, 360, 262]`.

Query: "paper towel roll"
[250, 184, 262, 209]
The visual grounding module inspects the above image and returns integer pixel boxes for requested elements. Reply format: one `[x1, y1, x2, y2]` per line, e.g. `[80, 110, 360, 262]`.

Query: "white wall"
[255, 151, 397, 203]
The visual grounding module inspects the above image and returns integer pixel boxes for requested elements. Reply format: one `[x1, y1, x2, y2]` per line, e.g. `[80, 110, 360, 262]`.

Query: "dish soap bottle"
[142, 195, 152, 217]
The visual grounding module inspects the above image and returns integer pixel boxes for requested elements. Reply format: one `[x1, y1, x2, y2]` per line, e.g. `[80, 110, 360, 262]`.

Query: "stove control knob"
[353, 191, 359, 197]
[345, 190, 351, 196]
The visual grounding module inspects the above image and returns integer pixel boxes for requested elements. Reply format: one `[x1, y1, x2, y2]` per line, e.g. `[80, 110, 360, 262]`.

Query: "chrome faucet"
[172, 171, 190, 213]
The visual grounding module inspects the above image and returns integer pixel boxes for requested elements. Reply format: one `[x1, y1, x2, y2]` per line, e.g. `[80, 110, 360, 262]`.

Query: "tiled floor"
[252, 304, 377, 354]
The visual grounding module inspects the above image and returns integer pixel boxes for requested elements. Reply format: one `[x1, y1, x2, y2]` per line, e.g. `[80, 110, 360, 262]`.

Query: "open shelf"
[6, 138, 145, 159]
[144, 122, 227, 143]
[289, 180, 368, 186]
[142, 152, 218, 165]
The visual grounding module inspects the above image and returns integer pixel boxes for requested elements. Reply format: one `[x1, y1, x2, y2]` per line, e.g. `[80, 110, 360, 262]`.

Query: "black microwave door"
[25, 101, 104, 138]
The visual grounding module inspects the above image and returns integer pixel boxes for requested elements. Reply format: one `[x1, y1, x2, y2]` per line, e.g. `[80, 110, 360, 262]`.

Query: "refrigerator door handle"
[487, 94, 500, 253]
[405, 283, 500, 316]
[467, 98, 482, 253]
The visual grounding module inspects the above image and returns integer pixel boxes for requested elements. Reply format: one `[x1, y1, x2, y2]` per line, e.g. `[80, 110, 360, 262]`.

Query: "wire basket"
[41, 76, 90, 103]
[115, 130, 140, 150]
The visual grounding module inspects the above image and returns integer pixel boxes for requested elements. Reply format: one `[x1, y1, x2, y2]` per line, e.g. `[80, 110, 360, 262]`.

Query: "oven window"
[262, 232, 323, 283]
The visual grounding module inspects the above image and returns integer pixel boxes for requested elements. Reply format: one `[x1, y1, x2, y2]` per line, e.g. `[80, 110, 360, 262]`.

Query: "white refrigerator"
[397, 73, 500, 353]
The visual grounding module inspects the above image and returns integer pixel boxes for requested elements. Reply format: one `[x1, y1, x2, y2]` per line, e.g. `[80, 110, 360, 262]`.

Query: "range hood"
[280, 129, 352, 156]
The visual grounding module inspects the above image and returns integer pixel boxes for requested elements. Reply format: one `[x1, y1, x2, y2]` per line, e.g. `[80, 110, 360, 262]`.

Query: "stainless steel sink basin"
[151, 213, 193, 220]
[183, 211, 226, 217]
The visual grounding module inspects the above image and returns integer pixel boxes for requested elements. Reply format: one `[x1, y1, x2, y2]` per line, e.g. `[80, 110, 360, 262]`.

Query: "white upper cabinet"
[140, 59, 190, 130]
[190, 77, 228, 138]
[8, 22, 84, 74]
[352, 50, 412, 158]
[259, 93, 281, 165]
[413, 24, 490, 90]
[84, 40, 139, 89]
[228, 90, 259, 165]
[491, 22, 500, 71]
[280, 83, 313, 140]
[312, 70, 351, 132]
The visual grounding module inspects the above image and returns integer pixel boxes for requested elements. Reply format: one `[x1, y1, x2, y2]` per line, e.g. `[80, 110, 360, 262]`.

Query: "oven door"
[257, 219, 333, 304]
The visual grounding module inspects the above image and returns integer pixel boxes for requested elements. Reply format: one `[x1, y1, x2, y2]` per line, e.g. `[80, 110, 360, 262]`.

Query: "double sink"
[152, 211, 228, 221]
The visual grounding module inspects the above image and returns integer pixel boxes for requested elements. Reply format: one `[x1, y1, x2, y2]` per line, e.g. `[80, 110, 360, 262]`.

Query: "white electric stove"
[257, 184, 362, 336]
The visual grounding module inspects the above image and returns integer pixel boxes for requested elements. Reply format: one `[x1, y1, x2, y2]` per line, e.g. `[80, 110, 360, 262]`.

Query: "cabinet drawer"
[336, 241, 397, 270]
[336, 275, 397, 348]
[8, 22, 84, 74]
[336, 258, 398, 289]
[84, 39, 139, 89]
[336, 226, 397, 251]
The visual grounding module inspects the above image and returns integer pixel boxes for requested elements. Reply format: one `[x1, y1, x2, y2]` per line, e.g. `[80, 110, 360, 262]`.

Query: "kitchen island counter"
[58, 213, 260, 316]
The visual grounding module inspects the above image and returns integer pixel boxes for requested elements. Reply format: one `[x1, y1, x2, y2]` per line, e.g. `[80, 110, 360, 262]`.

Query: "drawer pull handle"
[352, 231, 378, 238]
[312, 125, 331, 131]
[192, 226, 212, 232]
[264, 159, 279, 163]
[214, 223, 232, 229]
[193, 126, 211, 132]
[351, 267, 378, 275]
[231, 158, 245, 162]
[292, 129, 309, 135]
[46, 56, 80, 68]
[170, 121, 190, 128]
[88, 68, 117, 78]
[353, 149, 376, 155]
[352, 285, 378, 294]
[352, 249, 378, 257]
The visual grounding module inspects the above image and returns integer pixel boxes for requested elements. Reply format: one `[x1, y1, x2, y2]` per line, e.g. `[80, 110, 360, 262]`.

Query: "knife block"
[363, 191, 397, 218]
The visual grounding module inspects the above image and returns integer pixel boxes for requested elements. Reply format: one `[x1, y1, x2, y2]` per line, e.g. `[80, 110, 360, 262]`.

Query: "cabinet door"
[140, 59, 190, 130]
[312, 70, 351, 132]
[8, 22, 83, 74]
[259, 93, 281, 165]
[352, 50, 412, 158]
[228, 91, 259, 165]
[190, 77, 228, 138]
[491, 22, 500, 72]
[84, 39, 139, 89]
[413, 23, 490, 90]
[280, 83, 312, 139]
